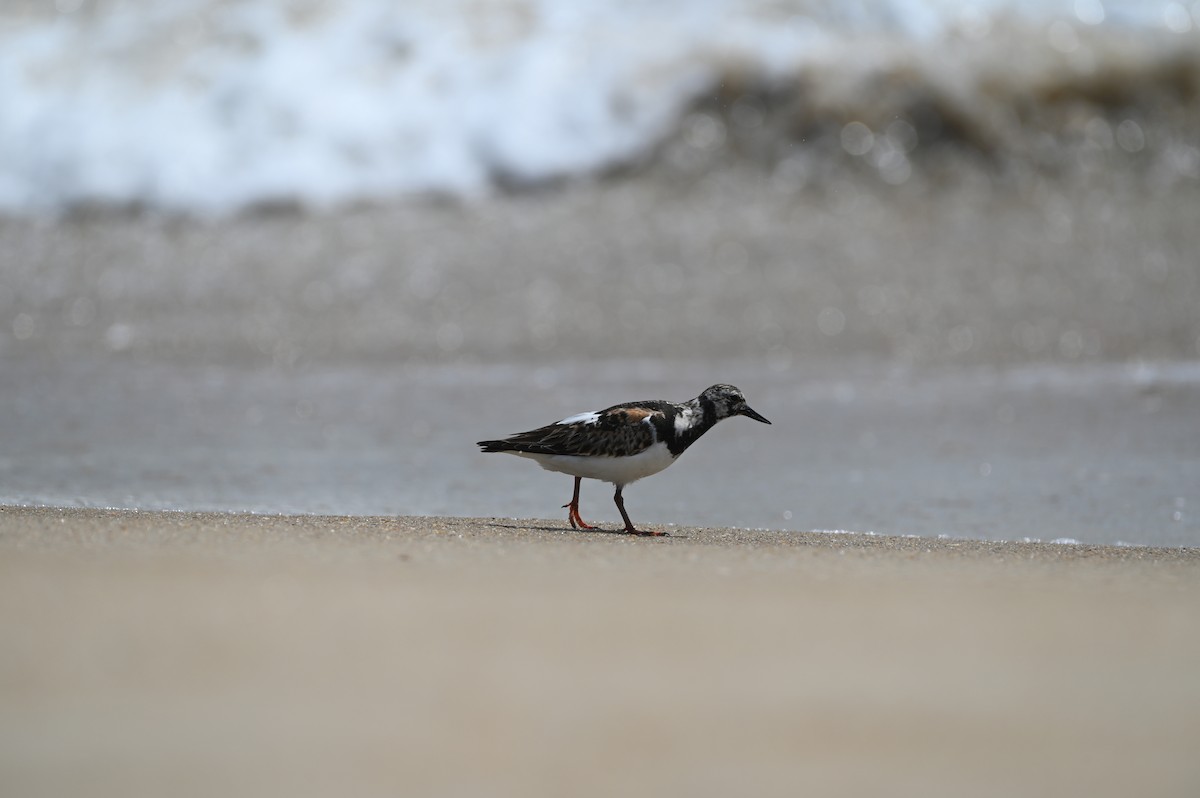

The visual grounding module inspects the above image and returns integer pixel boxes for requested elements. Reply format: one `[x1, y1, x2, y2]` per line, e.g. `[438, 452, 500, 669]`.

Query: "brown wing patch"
[613, 407, 655, 424]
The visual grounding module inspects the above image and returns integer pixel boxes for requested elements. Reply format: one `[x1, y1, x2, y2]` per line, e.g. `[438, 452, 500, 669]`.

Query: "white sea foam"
[0, 0, 1197, 214]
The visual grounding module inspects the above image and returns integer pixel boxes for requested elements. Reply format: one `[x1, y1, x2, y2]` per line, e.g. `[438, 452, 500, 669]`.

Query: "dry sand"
[2, 505, 1198, 798]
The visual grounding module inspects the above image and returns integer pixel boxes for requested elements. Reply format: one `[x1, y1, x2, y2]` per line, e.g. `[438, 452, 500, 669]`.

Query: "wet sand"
[4, 171, 1199, 367]
[4, 354, 1199, 546]
[3, 505, 1198, 797]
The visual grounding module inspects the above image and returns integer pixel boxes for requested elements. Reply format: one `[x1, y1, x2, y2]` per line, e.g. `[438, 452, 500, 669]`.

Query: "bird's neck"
[666, 398, 718, 456]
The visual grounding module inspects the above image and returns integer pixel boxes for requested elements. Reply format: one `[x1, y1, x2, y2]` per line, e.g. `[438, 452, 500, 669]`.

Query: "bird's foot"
[562, 503, 596, 530]
[625, 526, 668, 537]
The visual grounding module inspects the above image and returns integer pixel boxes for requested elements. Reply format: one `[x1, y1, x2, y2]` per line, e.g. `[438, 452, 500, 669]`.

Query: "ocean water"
[2, 2, 1198, 547]
[1, 0, 1198, 214]
[2, 163, 1199, 545]
[3, 356, 1199, 547]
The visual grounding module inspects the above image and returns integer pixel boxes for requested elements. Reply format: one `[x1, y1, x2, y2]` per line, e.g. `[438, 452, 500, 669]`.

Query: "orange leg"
[562, 476, 596, 530]
[614, 485, 665, 537]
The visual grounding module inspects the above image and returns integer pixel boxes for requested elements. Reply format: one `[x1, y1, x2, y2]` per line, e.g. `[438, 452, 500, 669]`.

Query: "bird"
[477, 384, 771, 536]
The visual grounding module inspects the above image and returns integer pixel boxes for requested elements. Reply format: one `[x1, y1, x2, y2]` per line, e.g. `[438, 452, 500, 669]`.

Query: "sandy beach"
[4, 4, 1200, 795]
[2, 505, 1198, 797]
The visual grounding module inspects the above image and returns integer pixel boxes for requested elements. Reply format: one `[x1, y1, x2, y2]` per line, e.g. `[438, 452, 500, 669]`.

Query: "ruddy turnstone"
[477, 384, 770, 536]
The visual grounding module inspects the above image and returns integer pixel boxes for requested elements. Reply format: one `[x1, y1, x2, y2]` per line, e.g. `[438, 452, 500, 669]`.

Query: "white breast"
[516, 442, 677, 486]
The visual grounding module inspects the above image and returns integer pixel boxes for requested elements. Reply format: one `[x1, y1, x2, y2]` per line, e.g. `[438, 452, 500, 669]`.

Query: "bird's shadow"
[485, 520, 686, 539]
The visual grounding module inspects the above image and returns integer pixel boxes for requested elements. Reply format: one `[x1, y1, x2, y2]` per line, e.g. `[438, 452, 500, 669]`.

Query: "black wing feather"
[478, 401, 666, 457]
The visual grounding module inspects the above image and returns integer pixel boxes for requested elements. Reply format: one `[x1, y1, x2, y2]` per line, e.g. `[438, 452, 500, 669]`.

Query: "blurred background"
[1, 0, 1198, 544]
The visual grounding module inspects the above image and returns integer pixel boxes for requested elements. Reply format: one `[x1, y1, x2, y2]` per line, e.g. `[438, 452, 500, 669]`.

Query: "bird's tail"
[477, 440, 519, 453]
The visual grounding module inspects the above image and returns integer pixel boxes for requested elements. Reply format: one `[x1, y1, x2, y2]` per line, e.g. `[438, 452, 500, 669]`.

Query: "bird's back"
[478, 401, 669, 458]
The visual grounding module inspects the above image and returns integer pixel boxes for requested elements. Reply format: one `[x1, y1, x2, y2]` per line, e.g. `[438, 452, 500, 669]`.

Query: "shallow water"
[5, 176, 1199, 367]
[4, 355, 1197, 547]
[3, 162, 1199, 546]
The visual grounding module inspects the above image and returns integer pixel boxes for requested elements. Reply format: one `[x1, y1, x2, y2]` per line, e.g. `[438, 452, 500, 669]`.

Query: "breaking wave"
[1, 0, 1198, 214]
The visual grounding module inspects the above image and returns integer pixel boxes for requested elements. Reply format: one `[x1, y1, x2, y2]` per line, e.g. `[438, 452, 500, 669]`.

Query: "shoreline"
[3, 504, 1199, 559]
[7, 504, 1200, 559]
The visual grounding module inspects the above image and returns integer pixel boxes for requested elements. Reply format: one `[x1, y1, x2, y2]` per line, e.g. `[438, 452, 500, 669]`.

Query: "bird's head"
[699, 384, 771, 424]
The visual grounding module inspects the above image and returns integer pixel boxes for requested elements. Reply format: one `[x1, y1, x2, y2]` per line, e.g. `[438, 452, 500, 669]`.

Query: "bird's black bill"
[740, 406, 771, 424]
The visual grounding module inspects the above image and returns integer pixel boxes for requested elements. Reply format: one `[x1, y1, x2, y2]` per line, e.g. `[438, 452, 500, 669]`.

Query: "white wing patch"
[557, 410, 601, 426]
